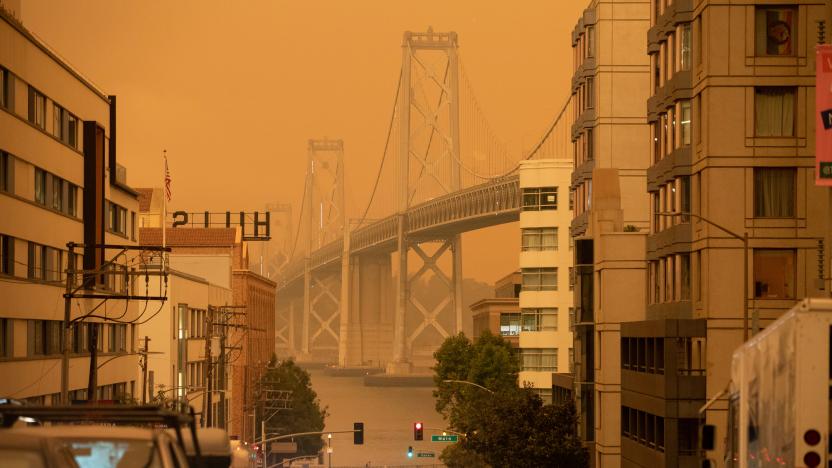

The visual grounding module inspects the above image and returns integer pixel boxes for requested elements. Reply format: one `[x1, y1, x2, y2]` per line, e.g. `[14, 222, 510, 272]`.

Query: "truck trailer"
[712, 298, 832, 468]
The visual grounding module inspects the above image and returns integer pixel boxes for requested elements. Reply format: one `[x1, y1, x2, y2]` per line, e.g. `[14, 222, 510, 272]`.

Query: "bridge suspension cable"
[286, 170, 309, 263]
[355, 66, 403, 229]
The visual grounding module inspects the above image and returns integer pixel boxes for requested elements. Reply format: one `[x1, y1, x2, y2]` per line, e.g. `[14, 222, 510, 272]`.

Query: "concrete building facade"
[519, 159, 575, 404]
[140, 268, 233, 429]
[569, 1, 652, 466]
[469, 271, 520, 348]
[0, 6, 142, 404]
[139, 219, 276, 443]
[620, 1, 831, 467]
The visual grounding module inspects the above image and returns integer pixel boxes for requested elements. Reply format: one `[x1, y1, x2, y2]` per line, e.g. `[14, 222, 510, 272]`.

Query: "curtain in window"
[755, 88, 795, 137]
[754, 168, 795, 217]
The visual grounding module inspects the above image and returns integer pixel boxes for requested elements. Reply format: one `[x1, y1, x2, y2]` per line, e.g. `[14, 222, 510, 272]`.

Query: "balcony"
[646, 221, 692, 260]
[647, 0, 693, 54]
[647, 70, 692, 122]
[646, 146, 691, 192]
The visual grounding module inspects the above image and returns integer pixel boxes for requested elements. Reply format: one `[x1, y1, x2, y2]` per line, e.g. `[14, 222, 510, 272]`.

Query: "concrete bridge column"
[388, 215, 412, 374]
[347, 253, 393, 368]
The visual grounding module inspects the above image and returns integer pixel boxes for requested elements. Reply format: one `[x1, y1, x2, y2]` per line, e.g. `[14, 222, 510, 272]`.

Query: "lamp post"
[656, 211, 750, 341]
[441, 379, 495, 394]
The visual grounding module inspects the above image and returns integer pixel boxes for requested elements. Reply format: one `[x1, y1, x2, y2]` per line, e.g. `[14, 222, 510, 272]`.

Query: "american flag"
[164, 152, 172, 202]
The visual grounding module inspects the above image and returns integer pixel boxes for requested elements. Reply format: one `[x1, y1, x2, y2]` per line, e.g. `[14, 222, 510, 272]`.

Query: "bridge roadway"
[278, 174, 521, 290]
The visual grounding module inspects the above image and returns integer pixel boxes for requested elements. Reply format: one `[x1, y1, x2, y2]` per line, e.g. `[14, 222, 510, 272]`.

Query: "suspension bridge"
[275, 29, 574, 374]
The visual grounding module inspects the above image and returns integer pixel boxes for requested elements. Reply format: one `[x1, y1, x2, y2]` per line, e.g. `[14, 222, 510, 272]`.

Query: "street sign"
[431, 434, 458, 442]
[271, 442, 297, 453]
[417, 452, 436, 458]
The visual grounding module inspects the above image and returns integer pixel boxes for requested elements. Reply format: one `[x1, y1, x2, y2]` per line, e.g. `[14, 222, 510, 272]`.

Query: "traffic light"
[354, 422, 364, 445]
[407, 446, 414, 458]
[413, 421, 423, 441]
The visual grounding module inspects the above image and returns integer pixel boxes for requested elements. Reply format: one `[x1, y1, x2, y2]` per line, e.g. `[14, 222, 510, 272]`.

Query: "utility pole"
[87, 323, 99, 402]
[140, 336, 151, 404]
[60, 242, 75, 405]
[205, 307, 214, 428]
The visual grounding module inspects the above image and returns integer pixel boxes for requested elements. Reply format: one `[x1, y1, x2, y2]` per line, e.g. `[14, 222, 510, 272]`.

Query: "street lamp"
[441, 379, 495, 394]
[656, 211, 750, 341]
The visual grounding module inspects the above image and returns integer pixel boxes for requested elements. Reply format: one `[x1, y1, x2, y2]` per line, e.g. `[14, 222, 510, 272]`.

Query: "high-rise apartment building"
[0, 7, 142, 404]
[569, 1, 652, 466]
[619, 1, 831, 467]
[518, 159, 575, 404]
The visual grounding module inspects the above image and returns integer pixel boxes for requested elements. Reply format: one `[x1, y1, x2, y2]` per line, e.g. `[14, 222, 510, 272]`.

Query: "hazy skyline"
[21, 0, 587, 284]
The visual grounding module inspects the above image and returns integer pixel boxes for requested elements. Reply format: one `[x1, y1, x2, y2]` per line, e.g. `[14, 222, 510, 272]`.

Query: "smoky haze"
[21, 0, 586, 285]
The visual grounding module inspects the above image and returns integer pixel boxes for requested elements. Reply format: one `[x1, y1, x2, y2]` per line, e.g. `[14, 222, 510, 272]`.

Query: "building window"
[622, 337, 665, 375]
[67, 183, 77, 217]
[521, 308, 558, 332]
[521, 228, 557, 251]
[34, 168, 46, 205]
[0, 151, 12, 193]
[586, 26, 594, 58]
[679, 100, 692, 146]
[0, 234, 13, 275]
[51, 175, 63, 211]
[71, 323, 87, 354]
[107, 201, 128, 236]
[568, 307, 576, 330]
[586, 128, 594, 161]
[521, 348, 557, 372]
[680, 253, 691, 300]
[521, 268, 557, 291]
[28, 320, 62, 356]
[755, 87, 795, 137]
[677, 337, 706, 375]
[754, 249, 795, 299]
[679, 23, 692, 71]
[499, 313, 521, 336]
[678, 419, 699, 455]
[622, 406, 665, 452]
[28, 87, 46, 129]
[27, 242, 46, 280]
[753, 167, 795, 218]
[755, 7, 796, 56]
[585, 77, 594, 109]
[522, 187, 558, 211]
[52, 103, 79, 148]
[0, 318, 10, 358]
[108, 324, 127, 353]
[0, 67, 9, 110]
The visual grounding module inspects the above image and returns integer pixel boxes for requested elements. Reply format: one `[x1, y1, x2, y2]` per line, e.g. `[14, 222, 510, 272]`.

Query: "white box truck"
[707, 298, 832, 468]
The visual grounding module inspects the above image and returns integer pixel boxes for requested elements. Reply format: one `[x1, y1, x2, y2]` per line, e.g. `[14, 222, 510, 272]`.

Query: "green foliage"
[433, 332, 588, 468]
[439, 442, 490, 468]
[259, 355, 328, 456]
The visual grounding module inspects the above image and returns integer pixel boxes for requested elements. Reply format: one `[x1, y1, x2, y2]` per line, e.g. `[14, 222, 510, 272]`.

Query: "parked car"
[0, 430, 79, 467]
[9, 425, 189, 468]
[0, 404, 204, 467]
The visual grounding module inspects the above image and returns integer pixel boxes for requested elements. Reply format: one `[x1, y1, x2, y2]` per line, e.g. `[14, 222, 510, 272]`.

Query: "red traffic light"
[414, 422, 424, 441]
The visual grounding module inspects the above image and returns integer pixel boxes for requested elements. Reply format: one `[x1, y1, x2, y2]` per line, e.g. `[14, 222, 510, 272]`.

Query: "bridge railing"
[276, 175, 521, 291]
[407, 174, 520, 234]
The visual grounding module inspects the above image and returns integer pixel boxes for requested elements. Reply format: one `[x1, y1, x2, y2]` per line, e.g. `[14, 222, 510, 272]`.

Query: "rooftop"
[139, 227, 239, 247]
[136, 188, 154, 212]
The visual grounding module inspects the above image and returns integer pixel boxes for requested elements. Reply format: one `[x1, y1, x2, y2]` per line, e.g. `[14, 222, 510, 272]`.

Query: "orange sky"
[21, 0, 587, 284]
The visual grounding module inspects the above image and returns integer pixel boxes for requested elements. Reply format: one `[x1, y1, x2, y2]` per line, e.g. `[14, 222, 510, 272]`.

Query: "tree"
[433, 332, 588, 468]
[433, 330, 518, 429]
[258, 355, 328, 459]
[463, 390, 588, 467]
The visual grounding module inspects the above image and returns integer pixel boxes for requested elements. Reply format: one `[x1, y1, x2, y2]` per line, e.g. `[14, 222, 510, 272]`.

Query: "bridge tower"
[301, 139, 346, 362]
[389, 29, 464, 373]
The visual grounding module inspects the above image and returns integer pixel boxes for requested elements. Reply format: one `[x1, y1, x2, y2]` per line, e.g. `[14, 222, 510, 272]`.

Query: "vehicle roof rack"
[0, 404, 203, 467]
